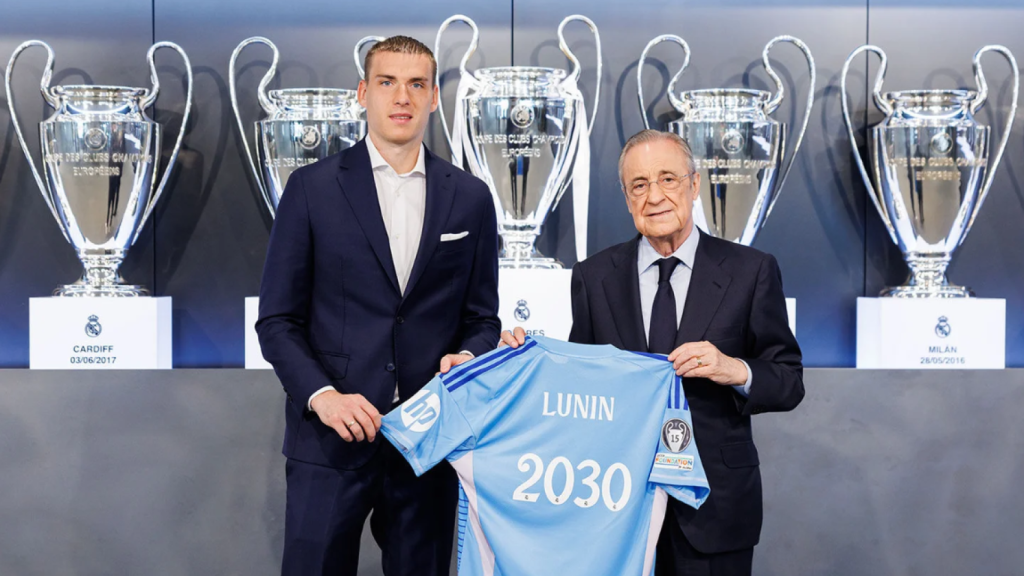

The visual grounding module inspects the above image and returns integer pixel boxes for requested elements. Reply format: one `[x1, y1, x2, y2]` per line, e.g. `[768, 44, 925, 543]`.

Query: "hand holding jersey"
[501, 327, 747, 384]
[381, 336, 709, 576]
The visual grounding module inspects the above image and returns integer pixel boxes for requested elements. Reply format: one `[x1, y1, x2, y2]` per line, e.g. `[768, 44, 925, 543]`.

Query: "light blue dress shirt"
[637, 231, 752, 396]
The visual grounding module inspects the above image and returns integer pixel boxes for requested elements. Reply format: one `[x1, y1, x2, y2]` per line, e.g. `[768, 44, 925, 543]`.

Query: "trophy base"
[54, 283, 150, 297]
[879, 284, 974, 298]
[499, 257, 563, 270]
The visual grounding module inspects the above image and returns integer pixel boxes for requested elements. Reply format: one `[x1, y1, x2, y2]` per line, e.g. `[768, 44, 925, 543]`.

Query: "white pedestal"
[245, 297, 271, 370]
[856, 297, 1005, 369]
[30, 297, 172, 369]
[498, 269, 573, 340]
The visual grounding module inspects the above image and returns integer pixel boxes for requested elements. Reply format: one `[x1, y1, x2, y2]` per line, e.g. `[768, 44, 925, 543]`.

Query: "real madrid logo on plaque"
[935, 316, 952, 338]
[514, 299, 531, 322]
[299, 125, 322, 150]
[722, 129, 745, 154]
[85, 315, 102, 338]
[661, 418, 692, 453]
[84, 127, 107, 150]
[510, 102, 535, 129]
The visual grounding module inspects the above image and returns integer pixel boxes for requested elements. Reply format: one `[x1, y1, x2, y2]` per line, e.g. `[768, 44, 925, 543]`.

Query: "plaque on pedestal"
[856, 297, 1005, 369]
[498, 270, 573, 340]
[245, 297, 271, 370]
[30, 297, 172, 369]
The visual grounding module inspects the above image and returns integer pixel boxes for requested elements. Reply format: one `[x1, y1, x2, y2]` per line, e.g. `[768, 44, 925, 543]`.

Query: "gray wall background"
[1, 369, 1022, 575]
[1, 0, 1023, 367]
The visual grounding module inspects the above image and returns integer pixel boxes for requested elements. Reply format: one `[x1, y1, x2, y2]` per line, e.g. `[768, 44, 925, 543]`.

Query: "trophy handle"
[558, 14, 601, 136]
[229, 37, 279, 214]
[435, 14, 479, 156]
[761, 36, 815, 217]
[354, 36, 386, 80]
[965, 45, 1019, 235]
[135, 42, 194, 241]
[840, 45, 897, 243]
[637, 34, 691, 130]
[4, 40, 66, 237]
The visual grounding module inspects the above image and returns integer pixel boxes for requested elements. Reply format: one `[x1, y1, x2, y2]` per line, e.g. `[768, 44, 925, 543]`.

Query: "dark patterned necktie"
[648, 257, 681, 354]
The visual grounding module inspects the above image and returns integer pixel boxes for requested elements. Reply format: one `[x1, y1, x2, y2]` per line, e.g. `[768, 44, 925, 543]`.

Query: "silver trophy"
[638, 35, 815, 246]
[841, 45, 1018, 297]
[6, 40, 193, 296]
[436, 14, 600, 268]
[229, 36, 378, 217]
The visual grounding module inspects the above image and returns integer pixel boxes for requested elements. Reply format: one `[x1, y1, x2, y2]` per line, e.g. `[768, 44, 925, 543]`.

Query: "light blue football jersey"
[381, 336, 709, 576]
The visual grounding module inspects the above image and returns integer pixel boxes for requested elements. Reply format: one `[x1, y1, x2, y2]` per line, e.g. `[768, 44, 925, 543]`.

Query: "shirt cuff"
[459, 350, 474, 358]
[732, 360, 753, 397]
[308, 385, 336, 411]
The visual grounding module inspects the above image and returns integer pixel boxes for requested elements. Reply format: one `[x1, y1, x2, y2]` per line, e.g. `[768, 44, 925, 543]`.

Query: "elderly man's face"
[621, 138, 700, 244]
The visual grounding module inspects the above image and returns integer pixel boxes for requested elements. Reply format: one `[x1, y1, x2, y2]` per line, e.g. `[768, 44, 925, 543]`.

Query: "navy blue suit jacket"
[256, 139, 501, 470]
[568, 230, 804, 554]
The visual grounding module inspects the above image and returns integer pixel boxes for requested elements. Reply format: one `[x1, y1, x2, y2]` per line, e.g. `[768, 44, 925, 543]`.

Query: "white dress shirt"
[637, 231, 752, 396]
[309, 136, 426, 410]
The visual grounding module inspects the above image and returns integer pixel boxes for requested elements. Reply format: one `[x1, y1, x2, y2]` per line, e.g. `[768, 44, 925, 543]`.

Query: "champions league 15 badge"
[661, 418, 692, 453]
[935, 316, 952, 339]
[85, 315, 102, 338]
[514, 299, 531, 323]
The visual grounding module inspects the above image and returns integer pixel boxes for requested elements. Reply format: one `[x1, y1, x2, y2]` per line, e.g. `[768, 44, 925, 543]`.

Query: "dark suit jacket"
[256, 139, 501, 470]
[568, 229, 803, 554]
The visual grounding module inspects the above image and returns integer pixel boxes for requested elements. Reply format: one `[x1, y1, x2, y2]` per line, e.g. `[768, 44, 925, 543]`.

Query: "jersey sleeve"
[648, 375, 711, 509]
[381, 341, 539, 476]
[380, 376, 475, 476]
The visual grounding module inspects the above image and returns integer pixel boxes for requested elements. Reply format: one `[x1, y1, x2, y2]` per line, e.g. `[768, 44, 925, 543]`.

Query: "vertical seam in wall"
[151, 0, 158, 294]
[509, 0, 516, 66]
[862, 0, 870, 298]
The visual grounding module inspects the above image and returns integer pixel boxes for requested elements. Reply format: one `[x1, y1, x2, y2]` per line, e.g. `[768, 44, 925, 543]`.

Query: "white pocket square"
[440, 231, 469, 242]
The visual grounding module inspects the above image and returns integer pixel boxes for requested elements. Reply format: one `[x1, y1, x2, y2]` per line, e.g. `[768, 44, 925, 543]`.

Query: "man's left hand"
[668, 341, 748, 385]
[438, 353, 474, 375]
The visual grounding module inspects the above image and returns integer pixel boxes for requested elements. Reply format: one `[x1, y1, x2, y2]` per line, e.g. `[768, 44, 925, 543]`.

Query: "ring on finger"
[346, 420, 358, 428]
[695, 356, 704, 367]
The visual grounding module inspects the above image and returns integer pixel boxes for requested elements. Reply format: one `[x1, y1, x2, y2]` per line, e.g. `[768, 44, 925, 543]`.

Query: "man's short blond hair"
[618, 129, 697, 190]
[364, 35, 437, 84]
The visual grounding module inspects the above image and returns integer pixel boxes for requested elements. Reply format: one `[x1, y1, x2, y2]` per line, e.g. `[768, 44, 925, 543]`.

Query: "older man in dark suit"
[503, 129, 803, 576]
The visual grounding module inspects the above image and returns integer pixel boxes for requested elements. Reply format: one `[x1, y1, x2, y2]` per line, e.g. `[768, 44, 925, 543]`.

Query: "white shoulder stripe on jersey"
[450, 452, 496, 576]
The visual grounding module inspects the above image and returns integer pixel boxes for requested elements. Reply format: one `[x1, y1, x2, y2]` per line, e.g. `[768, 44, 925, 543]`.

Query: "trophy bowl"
[841, 45, 1018, 297]
[6, 40, 193, 296]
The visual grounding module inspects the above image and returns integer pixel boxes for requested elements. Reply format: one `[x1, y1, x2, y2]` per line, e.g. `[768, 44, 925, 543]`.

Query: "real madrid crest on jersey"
[935, 315, 952, 338]
[661, 418, 692, 453]
[514, 299, 531, 323]
[85, 315, 102, 338]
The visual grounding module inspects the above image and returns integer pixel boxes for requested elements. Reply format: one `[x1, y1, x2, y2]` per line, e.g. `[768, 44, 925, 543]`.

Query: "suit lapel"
[676, 230, 731, 346]
[403, 148, 455, 299]
[336, 140, 401, 295]
[602, 236, 648, 352]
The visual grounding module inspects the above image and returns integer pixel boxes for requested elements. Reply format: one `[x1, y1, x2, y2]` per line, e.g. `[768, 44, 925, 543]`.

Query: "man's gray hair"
[617, 129, 697, 190]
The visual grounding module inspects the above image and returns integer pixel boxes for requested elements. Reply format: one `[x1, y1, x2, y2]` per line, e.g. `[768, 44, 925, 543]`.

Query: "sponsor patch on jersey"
[654, 453, 695, 471]
[401, 389, 441, 432]
[661, 418, 691, 453]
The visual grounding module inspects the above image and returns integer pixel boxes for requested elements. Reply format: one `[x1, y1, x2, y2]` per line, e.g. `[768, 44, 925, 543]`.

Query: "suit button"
[396, 316, 405, 324]
[386, 363, 395, 372]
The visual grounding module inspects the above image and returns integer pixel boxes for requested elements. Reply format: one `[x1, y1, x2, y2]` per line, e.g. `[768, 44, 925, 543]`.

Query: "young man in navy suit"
[502, 130, 803, 576]
[256, 36, 500, 576]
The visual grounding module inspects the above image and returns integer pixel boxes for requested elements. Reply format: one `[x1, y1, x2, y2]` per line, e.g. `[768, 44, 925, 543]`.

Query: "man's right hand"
[499, 327, 527, 348]
[309, 390, 382, 443]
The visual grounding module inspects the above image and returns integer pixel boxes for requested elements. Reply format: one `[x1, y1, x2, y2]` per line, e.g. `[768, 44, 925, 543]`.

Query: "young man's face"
[357, 51, 438, 148]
